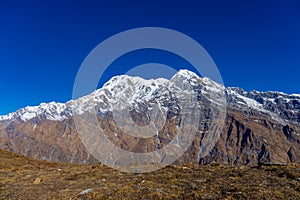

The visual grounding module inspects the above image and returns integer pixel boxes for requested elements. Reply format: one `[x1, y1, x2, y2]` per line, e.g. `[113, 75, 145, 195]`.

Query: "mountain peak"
[173, 69, 199, 79]
[103, 74, 168, 90]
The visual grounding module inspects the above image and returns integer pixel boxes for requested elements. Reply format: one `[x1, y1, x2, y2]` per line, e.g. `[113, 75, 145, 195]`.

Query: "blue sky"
[0, 0, 299, 114]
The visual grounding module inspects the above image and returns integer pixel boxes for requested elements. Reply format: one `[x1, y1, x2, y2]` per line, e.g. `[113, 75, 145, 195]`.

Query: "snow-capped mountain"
[0, 70, 221, 120]
[0, 102, 71, 121]
[0, 69, 299, 125]
[0, 69, 299, 166]
[226, 87, 300, 123]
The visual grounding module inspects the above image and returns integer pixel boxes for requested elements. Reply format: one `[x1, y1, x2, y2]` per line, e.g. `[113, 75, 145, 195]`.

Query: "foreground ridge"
[1, 149, 300, 199]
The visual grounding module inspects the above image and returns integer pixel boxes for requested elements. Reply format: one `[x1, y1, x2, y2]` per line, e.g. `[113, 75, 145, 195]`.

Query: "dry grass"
[1, 149, 300, 199]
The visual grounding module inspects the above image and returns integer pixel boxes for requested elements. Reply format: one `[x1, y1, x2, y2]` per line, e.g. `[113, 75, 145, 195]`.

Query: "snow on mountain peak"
[292, 94, 300, 98]
[102, 74, 168, 93]
[0, 101, 68, 122]
[175, 69, 199, 79]
[0, 69, 299, 124]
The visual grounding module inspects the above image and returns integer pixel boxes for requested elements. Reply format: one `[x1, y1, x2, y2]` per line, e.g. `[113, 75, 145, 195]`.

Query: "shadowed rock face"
[0, 70, 299, 166]
[198, 110, 300, 165]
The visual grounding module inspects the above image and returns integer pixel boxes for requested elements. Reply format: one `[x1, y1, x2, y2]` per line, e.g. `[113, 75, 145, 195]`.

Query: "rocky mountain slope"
[0, 69, 299, 166]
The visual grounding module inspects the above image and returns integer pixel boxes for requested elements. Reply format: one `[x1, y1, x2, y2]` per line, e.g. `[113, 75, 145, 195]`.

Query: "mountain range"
[0, 69, 299, 166]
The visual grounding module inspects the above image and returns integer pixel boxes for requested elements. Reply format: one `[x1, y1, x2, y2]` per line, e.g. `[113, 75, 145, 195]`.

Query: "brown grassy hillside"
[1, 149, 300, 199]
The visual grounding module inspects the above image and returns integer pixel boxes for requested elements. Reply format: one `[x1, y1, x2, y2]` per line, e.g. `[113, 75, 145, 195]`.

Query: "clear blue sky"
[0, 0, 299, 114]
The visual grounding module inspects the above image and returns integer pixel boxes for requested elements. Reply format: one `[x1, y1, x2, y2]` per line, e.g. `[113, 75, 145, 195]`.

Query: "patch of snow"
[33, 124, 37, 131]
[228, 89, 263, 109]
[266, 98, 275, 102]
[21, 112, 36, 121]
[291, 94, 300, 98]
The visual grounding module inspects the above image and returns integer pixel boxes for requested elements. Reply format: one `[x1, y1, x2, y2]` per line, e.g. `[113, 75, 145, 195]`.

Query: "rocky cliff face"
[0, 70, 299, 166]
[199, 110, 300, 165]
